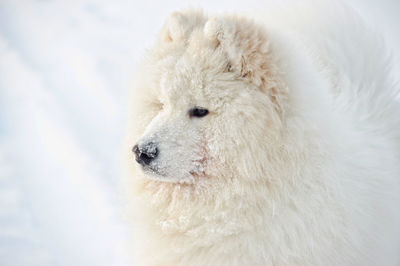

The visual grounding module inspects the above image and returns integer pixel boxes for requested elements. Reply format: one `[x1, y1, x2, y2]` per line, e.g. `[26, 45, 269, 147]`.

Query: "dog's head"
[129, 10, 288, 184]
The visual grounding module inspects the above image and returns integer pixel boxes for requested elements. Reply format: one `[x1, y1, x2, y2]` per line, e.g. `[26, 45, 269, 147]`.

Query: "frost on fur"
[124, 4, 400, 266]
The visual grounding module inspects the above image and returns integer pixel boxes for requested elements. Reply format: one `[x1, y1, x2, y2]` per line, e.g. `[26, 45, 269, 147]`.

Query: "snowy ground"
[0, 1, 398, 266]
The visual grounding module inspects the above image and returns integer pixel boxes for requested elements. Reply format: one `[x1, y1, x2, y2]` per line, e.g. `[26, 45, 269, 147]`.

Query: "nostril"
[140, 151, 154, 165]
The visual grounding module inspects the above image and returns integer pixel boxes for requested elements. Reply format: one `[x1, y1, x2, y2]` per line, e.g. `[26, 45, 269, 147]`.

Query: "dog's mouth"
[142, 164, 165, 177]
[141, 164, 177, 181]
[140, 165, 201, 184]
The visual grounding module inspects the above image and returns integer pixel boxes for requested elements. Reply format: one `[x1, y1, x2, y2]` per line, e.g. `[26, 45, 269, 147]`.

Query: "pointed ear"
[204, 15, 287, 114]
[203, 17, 233, 48]
[204, 16, 273, 85]
[158, 9, 207, 44]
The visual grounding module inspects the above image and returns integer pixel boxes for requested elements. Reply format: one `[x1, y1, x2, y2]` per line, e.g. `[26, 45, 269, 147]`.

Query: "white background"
[0, 1, 399, 265]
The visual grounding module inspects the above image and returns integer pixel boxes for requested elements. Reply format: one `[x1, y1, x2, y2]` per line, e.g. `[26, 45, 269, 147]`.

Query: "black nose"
[132, 142, 158, 166]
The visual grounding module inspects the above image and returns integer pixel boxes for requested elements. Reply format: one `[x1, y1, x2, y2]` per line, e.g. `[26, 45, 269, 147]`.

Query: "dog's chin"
[142, 167, 196, 184]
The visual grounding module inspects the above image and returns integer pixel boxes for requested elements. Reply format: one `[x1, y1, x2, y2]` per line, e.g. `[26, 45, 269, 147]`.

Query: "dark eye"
[189, 107, 209, 118]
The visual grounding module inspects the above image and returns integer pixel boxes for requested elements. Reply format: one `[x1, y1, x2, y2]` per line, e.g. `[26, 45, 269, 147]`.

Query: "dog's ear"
[204, 16, 287, 114]
[203, 16, 274, 87]
[158, 9, 207, 44]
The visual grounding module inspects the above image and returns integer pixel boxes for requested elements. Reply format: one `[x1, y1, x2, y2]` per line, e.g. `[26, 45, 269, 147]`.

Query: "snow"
[0, 0, 398, 265]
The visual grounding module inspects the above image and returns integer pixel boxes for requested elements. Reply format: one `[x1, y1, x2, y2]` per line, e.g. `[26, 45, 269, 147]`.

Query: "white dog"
[124, 2, 400, 265]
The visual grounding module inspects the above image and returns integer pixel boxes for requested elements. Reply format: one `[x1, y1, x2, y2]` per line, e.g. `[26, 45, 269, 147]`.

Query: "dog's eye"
[189, 107, 209, 118]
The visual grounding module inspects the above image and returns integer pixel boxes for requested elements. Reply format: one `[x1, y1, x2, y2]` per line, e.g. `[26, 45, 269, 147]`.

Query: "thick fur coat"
[124, 2, 400, 265]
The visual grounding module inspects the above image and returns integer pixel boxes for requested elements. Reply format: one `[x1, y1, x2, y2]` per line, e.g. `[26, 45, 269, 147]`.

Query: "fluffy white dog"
[124, 2, 400, 265]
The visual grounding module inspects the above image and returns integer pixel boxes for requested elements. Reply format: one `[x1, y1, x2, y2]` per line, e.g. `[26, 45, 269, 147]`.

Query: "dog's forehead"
[159, 55, 208, 103]
[155, 42, 235, 109]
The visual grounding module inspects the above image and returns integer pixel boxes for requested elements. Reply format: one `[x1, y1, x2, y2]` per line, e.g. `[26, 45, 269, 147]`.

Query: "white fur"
[124, 2, 400, 265]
